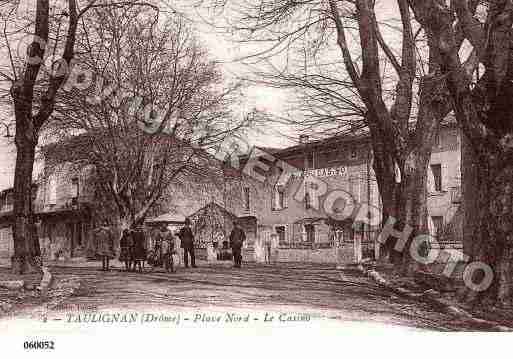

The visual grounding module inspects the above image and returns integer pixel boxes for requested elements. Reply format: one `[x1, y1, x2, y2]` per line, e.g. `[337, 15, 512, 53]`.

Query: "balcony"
[449, 186, 461, 204]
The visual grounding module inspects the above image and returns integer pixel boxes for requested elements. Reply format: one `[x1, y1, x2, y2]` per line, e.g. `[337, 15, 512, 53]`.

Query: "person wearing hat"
[264, 233, 277, 265]
[132, 225, 147, 272]
[94, 219, 115, 271]
[119, 228, 134, 271]
[178, 218, 196, 268]
[229, 220, 246, 268]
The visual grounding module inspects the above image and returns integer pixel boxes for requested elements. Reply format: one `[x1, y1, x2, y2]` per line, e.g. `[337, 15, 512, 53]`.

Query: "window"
[243, 187, 250, 211]
[434, 132, 441, 148]
[304, 224, 315, 243]
[306, 152, 315, 169]
[71, 178, 79, 201]
[278, 189, 285, 209]
[350, 148, 357, 159]
[4, 192, 13, 211]
[276, 226, 286, 245]
[77, 223, 83, 246]
[153, 163, 163, 182]
[326, 150, 339, 163]
[273, 186, 286, 210]
[431, 216, 444, 239]
[305, 191, 311, 210]
[431, 164, 442, 192]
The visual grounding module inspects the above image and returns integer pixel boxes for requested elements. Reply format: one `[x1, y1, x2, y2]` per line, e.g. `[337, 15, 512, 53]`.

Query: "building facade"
[222, 123, 463, 263]
[0, 161, 96, 262]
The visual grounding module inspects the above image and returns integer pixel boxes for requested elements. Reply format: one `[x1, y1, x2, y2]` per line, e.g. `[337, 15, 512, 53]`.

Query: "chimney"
[299, 134, 309, 145]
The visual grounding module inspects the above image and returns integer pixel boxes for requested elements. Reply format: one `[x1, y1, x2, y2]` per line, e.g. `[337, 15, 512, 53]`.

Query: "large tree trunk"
[370, 124, 432, 268]
[370, 129, 405, 265]
[401, 152, 430, 273]
[372, 72, 446, 270]
[461, 133, 478, 257]
[464, 158, 513, 306]
[407, 0, 513, 306]
[401, 69, 448, 273]
[11, 112, 41, 274]
[374, 141, 433, 271]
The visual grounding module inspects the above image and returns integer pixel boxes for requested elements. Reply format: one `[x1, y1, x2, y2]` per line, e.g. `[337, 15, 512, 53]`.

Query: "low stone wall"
[423, 242, 466, 280]
[195, 245, 356, 264]
[245, 245, 356, 264]
[274, 248, 338, 263]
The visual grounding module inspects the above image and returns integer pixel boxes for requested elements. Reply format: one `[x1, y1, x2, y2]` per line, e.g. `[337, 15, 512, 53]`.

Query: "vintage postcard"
[1, 0, 513, 357]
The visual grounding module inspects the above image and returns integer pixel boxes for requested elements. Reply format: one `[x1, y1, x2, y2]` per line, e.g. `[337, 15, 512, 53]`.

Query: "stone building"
[0, 151, 96, 262]
[220, 121, 464, 264]
[0, 187, 17, 260]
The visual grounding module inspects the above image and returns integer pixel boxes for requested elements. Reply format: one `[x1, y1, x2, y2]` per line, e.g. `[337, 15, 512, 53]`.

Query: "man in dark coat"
[178, 218, 196, 268]
[229, 221, 246, 268]
[132, 226, 147, 272]
[119, 229, 133, 272]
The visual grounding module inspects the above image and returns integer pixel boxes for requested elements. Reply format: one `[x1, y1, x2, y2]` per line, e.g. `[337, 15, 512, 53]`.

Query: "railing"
[279, 241, 334, 249]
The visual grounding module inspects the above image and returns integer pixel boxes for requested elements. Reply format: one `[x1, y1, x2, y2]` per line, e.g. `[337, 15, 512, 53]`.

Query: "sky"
[0, 0, 401, 191]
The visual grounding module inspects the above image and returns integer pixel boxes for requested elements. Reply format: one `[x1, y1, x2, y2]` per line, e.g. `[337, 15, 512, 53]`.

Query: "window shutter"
[48, 176, 57, 205]
[427, 166, 434, 193]
[292, 223, 302, 242]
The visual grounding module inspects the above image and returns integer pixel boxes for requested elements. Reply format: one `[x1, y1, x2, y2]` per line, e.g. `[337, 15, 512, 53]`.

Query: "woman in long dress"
[94, 221, 115, 271]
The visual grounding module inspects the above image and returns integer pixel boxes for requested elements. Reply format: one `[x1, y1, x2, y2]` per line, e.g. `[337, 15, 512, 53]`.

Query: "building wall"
[224, 125, 463, 263]
[0, 161, 97, 262]
[427, 127, 463, 242]
[35, 163, 96, 213]
[35, 163, 96, 260]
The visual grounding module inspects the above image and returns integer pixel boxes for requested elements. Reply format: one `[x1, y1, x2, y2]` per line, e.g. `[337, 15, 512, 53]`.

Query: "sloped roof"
[146, 208, 189, 224]
[189, 201, 238, 220]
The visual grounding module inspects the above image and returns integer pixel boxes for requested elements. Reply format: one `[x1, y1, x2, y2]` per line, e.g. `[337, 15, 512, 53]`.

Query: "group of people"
[93, 220, 146, 272]
[118, 217, 197, 273]
[94, 217, 248, 272]
[119, 226, 150, 272]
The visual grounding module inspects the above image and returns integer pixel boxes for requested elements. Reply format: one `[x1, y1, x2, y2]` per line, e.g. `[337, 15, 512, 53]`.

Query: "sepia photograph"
[0, 0, 512, 356]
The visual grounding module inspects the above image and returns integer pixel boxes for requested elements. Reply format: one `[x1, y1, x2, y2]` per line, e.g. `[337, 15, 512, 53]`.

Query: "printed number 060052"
[23, 341, 55, 350]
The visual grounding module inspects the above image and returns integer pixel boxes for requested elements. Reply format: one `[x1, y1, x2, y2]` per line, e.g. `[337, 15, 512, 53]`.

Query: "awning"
[145, 212, 187, 225]
[36, 208, 91, 221]
[0, 207, 91, 226]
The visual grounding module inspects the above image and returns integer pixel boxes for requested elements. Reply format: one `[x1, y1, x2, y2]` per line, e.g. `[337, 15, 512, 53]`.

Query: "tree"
[0, 0, 158, 274]
[408, 0, 513, 305]
[43, 6, 250, 230]
[197, 0, 457, 269]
